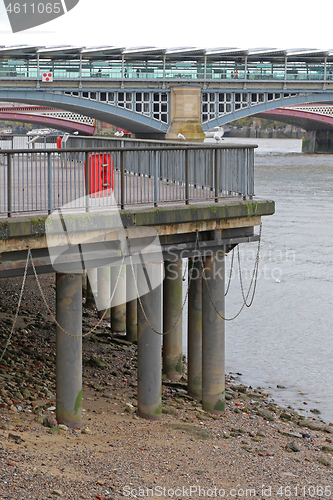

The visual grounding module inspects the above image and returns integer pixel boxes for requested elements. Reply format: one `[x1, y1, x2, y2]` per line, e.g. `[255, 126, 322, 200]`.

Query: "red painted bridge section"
[0, 106, 96, 135]
[259, 107, 333, 131]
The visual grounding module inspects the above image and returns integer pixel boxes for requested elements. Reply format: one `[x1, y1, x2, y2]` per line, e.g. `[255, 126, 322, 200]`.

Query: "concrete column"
[126, 263, 137, 342]
[202, 253, 225, 413]
[85, 268, 97, 308]
[97, 267, 111, 319]
[111, 265, 126, 332]
[303, 129, 333, 153]
[56, 273, 82, 428]
[187, 258, 202, 399]
[137, 262, 162, 419]
[166, 86, 205, 141]
[163, 258, 183, 380]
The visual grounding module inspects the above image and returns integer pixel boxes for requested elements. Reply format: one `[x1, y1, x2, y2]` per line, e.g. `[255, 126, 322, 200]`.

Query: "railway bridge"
[1, 46, 333, 147]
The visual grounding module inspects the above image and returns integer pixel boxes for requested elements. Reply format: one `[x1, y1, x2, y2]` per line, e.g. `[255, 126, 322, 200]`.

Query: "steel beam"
[202, 253, 225, 413]
[56, 273, 82, 428]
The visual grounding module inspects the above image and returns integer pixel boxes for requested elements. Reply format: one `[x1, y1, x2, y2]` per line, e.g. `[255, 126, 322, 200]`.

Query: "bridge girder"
[0, 89, 169, 135]
[0, 110, 95, 134]
[203, 92, 333, 130]
[1, 88, 333, 135]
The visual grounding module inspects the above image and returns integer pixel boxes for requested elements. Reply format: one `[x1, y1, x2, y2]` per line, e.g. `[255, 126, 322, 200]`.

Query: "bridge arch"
[203, 92, 333, 130]
[0, 108, 96, 134]
[0, 89, 169, 135]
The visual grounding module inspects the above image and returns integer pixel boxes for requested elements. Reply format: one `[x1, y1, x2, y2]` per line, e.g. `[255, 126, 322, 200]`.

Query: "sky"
[0, 0, 332, 50]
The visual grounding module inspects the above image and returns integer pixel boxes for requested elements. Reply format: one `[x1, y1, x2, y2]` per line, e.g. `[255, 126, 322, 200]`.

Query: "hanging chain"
[127, 231, 200, 336]
[0, 224, 262, 349]
[0, 248, 30, 361]
[237, 222, 262, 308]
[200, 223, 262, 321]
[22, 247, 125, 339]
[224, 247, 235, 297]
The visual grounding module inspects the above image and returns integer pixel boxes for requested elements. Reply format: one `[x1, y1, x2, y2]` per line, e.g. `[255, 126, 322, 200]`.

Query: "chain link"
[0, 248, 30, 361]
[1, 225, 262, 349]
[127, 232, 200, 336]
[200, 223, 262, 321]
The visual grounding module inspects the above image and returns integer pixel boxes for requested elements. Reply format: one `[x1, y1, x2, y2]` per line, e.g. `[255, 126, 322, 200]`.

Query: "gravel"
[0, 274, 332, 499]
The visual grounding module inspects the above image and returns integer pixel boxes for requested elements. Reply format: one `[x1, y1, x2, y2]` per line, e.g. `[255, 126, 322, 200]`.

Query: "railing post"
[154, 150, 159, 207]
[185, 149, 189, 205]
[214, 148, 219, 203]
[7, 153, 12, 217]
[120, 149, 125, 209]
[47, 152, 52, 214]
[85, 151, 90, 213]
[243, 149, 248, 200]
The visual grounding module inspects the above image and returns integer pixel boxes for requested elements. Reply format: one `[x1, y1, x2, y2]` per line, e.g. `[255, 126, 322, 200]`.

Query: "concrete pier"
[85, 268, 97, 308]
[126, 263, 137, 342]
[111, 265, 126, 332]
[97, 267, 111, 319]
[187, 258, 202, 399]
[137, 262, 162, 419]
[56, 273, 82, 428]
[163, 258, 183, 380]
[202, 254, 225, 413]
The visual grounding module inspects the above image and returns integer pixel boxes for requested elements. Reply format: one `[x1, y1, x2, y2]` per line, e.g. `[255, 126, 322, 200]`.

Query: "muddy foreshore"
[0, 274, 332, 500]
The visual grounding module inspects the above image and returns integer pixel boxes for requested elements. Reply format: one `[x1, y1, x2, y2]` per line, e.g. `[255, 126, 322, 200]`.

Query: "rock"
[81, 428, 90, 434]
[8, 432, 24, 443]
[286, 441, 300, 453]
[58, 424, 68, 431]
[298, 419, 332, 433]
[310, 408, 321, 414]
[43, 414, 57, 428]
[21, 388, 31, 399]
[321, 445, 333, 453]
[230, 385, 247, 393]
[278, 429, 303, 439]
[317, 456, 331, 467]
[89, 357, 109, 369]
[51, 490, 63, 496]
[257, 409, 275, 421]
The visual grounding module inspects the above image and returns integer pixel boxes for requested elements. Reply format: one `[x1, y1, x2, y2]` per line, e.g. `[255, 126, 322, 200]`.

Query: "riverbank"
[0, 274, 332, 500]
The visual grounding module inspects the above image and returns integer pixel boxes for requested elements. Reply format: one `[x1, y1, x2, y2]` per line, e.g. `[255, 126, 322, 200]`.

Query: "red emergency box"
[85, 153, 114, 197]
[57, 136, 62, 149]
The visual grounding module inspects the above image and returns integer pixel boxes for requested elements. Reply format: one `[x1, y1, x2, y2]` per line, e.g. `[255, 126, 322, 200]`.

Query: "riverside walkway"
[0, 140, 274, 427]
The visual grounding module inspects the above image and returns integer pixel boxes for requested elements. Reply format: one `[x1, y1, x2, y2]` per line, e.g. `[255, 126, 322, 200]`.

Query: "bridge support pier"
[97, 267, 111, 319]
[85, 268, 97, 308]
[303, 130, 333, 153]
[187, 258, 202, 399]
[163, 259, 183, 380]
[126, 263, 137, 342]
[56, 273, 82, 428]
[137, 262, 162, 419]
[111, 265, 126, 332]
[166, 87, 205, 141]
[202, 253, 225, 413]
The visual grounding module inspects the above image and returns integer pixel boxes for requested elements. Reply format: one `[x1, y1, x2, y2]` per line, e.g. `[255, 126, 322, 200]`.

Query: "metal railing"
[0, 144, 255, 217]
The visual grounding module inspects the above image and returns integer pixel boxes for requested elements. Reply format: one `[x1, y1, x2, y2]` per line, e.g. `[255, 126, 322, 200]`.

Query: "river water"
[185, 138, 333, 423]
